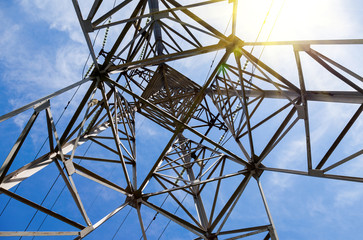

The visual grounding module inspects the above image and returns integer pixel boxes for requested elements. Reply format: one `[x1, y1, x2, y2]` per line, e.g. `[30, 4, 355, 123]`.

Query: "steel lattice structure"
[1, 0, 363, 239]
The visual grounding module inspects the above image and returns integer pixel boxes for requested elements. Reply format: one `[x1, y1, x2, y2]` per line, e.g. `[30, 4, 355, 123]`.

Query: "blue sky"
[0, 0, 363, 239]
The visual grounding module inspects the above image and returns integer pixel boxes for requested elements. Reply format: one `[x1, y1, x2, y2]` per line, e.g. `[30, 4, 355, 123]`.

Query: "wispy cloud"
[19, 0, 83, 43]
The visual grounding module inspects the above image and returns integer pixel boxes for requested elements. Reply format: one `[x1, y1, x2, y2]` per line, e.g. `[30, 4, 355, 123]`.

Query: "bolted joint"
[83, 19, 94, 33]
[295, 105, 306, 119]
[205, 232, 218, 240]
[293, 44, 310, 52]
[226, 34, 245, 54]
[125, 190, 149, 209]
[308, 169, 324, 177]
[80, 226, 94, 238]
[64, 160, 76, 175]
[34, 100, 50, 113]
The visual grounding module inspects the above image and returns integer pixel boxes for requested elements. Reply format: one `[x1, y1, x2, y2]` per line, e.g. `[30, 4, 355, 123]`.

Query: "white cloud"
[19, 0, 84, 43]
[334, 186, 363, 208]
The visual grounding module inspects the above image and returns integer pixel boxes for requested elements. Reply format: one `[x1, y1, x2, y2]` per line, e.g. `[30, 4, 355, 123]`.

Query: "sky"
[0, 0, 363, 239]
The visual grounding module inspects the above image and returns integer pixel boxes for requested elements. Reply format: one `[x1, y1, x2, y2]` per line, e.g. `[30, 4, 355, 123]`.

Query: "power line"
[157, 193, 188, 240]
[111, 207, 133, 240]
[30, 142, 93, 240]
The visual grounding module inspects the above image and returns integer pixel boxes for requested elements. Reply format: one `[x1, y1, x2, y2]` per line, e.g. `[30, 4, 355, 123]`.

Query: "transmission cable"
[15, 7, 116, 236]
[157, 193, 188, 240]
[111, 207, 133, 240]
[29, 142, 93, 240]
[0, 79, 82, 218]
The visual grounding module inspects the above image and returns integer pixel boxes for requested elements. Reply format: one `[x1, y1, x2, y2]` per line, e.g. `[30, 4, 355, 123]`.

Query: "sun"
[236, 0, 349, 41]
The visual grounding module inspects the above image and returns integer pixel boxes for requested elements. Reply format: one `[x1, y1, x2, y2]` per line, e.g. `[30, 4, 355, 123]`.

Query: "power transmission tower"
[1, 0, 362, 239]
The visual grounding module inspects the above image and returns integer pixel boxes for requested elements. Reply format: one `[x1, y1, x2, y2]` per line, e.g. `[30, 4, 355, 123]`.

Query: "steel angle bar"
[102, 0, 148, 67]
[210, 84, 251, 161]
[46, 106, 55, 152]
[67, 81, 99, 166]
[316, 104, 363, 170]
[166, 16, 226, 41]
[99, 83, 133, 190]
[154, 176, 203, 228]
[323, 149, 363, 173]
[308, 48, 363, 82]
[263, 232, 271, 240]
[294, 50, 312, 170]
[136, 203, 148, 240]
[54, 159, 92, 226]
[199, 155, 225, 180]
[218, 225, 271, 235]
[73, 163, 130, 196]
[257, 179, 278, 240]
[108, 43, 228, 73]
[45, 107, 73, 176]
[144, 169, 249, 198]
[0, 78, 91, 123]
[224, 228, 270, 240]
[242, 39, 363, 46]
[0, 187, 85, 230]
[92, 0, 132, 26]
[0, 154, 54, 191]
[212, 173, 252, 233]
[305, 49, 363, 94]
[209, 89, 363, 104]
[93, 0, 227, 31]
[257, 103, 300, 165]
[234, 53, 255, 158]
[154, 173, 194, 196]
[88, 136, 118, 155]
[64, 155, 121, 164]
[261, 167, 363, 183]
[148, 0, 163, 56]
[257, 116, 300, 164]
[234, 96, 264, 139]
[0, 110, 39, 183]
[165, 0, 228, 40]
[239, 48, 300, 94]
[72, 0, 100, 70]
[154, 172, 191, 183]
[59, 80, 98, 146]
[63, 90, 108, 145]
[93, 201, 129, 229]
[207, 158, 225, 223]
[231, 0, 238, 36]
[86, 0, 103, 21]
[73, 202, 131, 239]
[177, 136, 209, 228]
[112, 19, 154, 61]
[141, 199, 206, 237]
[46, 108, 91, 226]
[159, 0, 201, 47]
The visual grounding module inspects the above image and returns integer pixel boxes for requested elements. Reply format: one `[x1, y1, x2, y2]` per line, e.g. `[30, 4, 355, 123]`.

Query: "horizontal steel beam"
[0, 121, 110, 191]
[107, 43, 227, 73]
[206, 89, 363, 104]
[0, 78, 91, 123]
[243, 39, 363, 46]
[261, 167, 363, 183]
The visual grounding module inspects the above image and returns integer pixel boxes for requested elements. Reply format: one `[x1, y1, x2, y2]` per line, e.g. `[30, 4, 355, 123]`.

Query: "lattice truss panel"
[0, 0, 362, 239]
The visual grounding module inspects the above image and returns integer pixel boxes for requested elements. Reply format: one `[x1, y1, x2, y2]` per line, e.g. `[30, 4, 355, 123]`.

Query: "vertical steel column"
[177, 134, 209, 230]
[148, 0, 164, 55]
